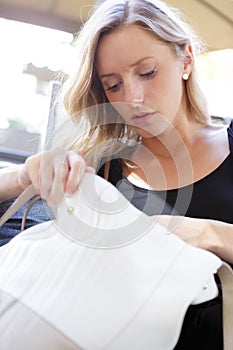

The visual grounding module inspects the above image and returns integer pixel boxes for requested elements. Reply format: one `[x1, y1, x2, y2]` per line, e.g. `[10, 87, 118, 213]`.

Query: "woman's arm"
[0, 148, 95, 205]
[157, 215, 233, 264]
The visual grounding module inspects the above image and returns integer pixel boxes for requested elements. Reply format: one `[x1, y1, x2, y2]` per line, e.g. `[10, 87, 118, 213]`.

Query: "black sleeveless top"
[98, 121, 233, 224]
[98, 122, 233, 349]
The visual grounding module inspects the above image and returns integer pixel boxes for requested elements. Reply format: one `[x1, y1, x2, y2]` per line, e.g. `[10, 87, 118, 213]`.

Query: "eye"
[140, 67, 157, 79]
[105, 81, 122, 92]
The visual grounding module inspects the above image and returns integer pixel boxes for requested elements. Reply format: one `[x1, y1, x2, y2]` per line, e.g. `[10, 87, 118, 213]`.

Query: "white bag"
[0, 174, 232, 350]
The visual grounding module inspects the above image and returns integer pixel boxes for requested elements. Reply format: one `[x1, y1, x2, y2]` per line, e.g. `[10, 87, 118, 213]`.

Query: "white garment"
[0, 174, 221, 350]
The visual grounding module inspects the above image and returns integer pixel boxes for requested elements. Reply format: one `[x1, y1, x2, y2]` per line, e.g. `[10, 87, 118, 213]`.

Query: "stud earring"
[182, 73, 189, 80]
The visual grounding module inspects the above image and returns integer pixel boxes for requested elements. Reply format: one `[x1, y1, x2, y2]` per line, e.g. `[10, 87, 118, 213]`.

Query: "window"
[0, 18, 74, 164]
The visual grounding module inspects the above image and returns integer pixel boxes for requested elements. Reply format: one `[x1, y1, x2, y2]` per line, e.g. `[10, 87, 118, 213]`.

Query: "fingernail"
[86, 166, 95, 173]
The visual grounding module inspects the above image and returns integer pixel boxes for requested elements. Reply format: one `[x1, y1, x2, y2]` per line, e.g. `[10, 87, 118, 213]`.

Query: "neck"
[141, 117, 204, 159]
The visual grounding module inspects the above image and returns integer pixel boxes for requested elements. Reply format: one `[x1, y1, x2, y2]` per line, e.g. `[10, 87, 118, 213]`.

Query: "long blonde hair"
[60, 0, 209, 168]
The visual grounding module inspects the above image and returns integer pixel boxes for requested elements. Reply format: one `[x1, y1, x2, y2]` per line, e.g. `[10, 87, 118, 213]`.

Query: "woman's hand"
[1, 148, 95, 205]
[157, 215, 233, 264]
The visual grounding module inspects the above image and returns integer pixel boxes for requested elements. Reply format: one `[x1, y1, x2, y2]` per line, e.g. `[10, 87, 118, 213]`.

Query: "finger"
[64, 151, 87, 195]
[86, 166, 96, 174]
[39, 151, 55, 200]
[17, 165, 32, 190]
[42, 149, 69, 205]
[22, 154, 41, 191]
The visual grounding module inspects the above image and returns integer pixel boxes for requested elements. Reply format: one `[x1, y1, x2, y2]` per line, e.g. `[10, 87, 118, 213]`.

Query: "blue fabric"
[0, 199, 52, 246]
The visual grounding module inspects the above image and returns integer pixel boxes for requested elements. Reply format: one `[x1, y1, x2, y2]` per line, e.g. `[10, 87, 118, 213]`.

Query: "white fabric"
[0, 174, 222, 350]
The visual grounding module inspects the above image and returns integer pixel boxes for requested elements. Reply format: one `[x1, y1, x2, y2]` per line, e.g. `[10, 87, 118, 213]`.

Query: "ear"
[182, 44, 194, 74]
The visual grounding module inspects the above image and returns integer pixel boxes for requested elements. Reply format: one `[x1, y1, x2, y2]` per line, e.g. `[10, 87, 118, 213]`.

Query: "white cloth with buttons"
[0, 173, 223, 350]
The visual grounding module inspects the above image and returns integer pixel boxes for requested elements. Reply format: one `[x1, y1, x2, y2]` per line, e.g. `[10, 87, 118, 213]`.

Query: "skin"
[0, 24, 232, 262]
[97, 24, 188, 139]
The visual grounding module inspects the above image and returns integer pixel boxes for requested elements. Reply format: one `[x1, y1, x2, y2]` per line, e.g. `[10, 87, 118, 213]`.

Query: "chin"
[134, 125, 166, 139]
[139, 131, 155, 139]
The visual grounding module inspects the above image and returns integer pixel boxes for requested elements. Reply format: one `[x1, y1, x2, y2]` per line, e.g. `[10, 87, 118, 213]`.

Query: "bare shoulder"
[202, 122, 229, 145]
[206, 121, 228, 132]
[189, 121, 230, 183]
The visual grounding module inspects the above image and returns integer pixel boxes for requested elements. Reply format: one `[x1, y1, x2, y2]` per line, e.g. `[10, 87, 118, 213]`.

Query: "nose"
[123, 80, 144, 106]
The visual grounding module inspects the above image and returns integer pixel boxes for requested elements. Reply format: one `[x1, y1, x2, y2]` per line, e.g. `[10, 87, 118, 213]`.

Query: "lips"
[131, 112, 155, 125]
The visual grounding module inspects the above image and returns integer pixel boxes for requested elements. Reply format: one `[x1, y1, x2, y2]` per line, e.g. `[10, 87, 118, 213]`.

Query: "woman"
[0, 1, 232, 347]
[1, 0, 232, 260]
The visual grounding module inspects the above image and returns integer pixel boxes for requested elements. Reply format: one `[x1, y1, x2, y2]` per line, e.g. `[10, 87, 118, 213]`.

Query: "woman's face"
[96, 24, 192, 138]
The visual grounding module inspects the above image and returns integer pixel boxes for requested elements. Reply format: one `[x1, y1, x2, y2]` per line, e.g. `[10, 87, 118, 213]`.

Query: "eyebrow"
[99, 56, 154, 79]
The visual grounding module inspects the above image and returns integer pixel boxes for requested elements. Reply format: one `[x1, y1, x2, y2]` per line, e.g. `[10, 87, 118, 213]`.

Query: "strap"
[217, 262, 233, 350]
[101, 159, 123, 186]
[20, 194, 41, 231]
[104, 160, 111, 180]
[0, 185, 38, 228]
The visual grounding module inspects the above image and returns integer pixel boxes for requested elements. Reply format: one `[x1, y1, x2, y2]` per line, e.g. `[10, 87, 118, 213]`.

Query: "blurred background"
[0, 0, 232, 165]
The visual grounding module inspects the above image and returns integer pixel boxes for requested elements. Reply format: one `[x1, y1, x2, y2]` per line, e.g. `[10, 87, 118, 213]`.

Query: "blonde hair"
[60, 0, 209, 168]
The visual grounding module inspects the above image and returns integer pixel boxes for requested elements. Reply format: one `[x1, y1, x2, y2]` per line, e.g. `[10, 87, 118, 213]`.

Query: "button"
[67, 206, 74, 214]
